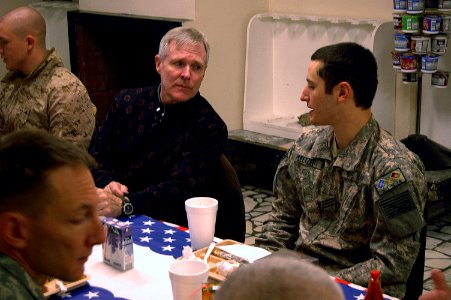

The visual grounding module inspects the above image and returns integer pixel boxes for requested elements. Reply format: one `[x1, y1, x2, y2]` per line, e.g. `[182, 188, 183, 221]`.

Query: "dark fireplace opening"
[67, 11, 181, 123]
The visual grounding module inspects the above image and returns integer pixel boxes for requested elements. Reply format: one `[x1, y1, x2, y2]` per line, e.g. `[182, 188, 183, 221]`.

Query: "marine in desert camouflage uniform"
[256, 42, 427, 298]
[0, 7, 95, 150]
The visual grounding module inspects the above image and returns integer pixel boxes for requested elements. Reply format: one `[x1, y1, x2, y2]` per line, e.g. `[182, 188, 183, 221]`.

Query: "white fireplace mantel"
[79, 0, 195, 21]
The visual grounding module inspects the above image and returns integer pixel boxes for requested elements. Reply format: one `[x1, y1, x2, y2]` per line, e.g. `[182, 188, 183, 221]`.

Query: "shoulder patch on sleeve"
[374, 168, 406, 196]
[376, 182, 425, 238]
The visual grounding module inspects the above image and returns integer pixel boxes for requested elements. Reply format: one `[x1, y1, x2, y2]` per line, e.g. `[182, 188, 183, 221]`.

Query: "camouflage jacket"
[256, 117, 427, 298]
[0, 48, 96, 150]
[0, 253, 45, 299]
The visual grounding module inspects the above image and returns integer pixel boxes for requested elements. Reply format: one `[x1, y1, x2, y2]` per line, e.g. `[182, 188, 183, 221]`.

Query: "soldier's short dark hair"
[0, 129, 96, 215]
[311, 42, 378, 110]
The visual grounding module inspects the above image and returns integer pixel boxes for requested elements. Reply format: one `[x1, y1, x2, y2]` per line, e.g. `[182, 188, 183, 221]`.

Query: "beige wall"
[185, 0, 268, 130]
[266, 1, 415, 138]
[2, 1, 411, 136]
[269, 0, 392, 20]
[190, 0, 399, 132]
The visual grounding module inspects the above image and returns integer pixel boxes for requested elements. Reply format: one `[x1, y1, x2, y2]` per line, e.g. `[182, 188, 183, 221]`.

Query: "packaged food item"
[102, 218, 134, 271]
[216, 260, 240, 277]
[431, 70, 449, 87]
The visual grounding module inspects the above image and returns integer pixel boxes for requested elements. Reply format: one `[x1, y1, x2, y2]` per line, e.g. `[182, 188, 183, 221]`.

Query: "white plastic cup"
[185, 197, 218, 250]
[168, 259, 209, 300]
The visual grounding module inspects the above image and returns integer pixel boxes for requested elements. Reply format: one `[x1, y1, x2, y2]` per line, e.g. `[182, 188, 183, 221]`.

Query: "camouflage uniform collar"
[1, 48, 63, 85]
[332, 117, 379, 170]
[0, 253, 45, 299]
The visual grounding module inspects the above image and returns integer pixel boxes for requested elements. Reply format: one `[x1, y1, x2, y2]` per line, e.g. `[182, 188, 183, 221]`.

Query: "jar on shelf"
[423, 15, 442, 33]
[425, 0, 439, 9]
[431, 70, 449, 87]
[407, 0, 425, 13]
[395, 32, 412, 51]
[431, 35, 448, 54]
[421, 53, 440, 72]
[440, 15, 451, 32]
[403, 71, 419, 83]
[403, 14, 421, 32]
[411, 35, 430, 53]
[394, 0, 408, 12]
[400, 53, 419, 72]
[438, 0, 451, 9]
[391, 51, 402, 69]
[394, 13, 403, 31]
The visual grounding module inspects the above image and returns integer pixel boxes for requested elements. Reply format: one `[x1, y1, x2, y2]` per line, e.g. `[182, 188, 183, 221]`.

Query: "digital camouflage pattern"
[0, 253, 45, 299]
[0, 48, 96, 150]
[256, 117, 427, 298]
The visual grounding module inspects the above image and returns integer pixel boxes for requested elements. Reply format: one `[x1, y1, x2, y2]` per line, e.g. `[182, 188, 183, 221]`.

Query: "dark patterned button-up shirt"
[90, 86, 244, 240]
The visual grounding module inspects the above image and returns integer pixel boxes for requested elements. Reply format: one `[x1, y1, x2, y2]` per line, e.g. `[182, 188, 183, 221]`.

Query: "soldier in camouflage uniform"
[255, 42, 427, 298]
[0, 6, 96, 150]
[0, 129, 104, 299]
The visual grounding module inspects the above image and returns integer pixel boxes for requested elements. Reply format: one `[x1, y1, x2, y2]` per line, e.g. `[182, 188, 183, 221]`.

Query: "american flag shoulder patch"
[376, 182, 425, 237]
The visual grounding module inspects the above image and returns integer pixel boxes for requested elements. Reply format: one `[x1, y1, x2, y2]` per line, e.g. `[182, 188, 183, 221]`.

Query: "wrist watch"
[121, 196, 134, 215]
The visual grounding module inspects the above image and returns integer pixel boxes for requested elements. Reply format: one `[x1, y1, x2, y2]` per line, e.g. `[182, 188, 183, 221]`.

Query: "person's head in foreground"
[300, 42, 378, 127]
[0, 129, 105, 287]
[214, 249, 345, 300]
[155, 26, 210, 105]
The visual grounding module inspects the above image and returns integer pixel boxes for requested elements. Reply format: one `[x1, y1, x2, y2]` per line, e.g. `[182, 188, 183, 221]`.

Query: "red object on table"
[364, 270, 384, 300]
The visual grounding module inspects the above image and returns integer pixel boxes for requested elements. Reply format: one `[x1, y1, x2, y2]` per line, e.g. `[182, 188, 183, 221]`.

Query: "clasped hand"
[96, 181, 129, 217]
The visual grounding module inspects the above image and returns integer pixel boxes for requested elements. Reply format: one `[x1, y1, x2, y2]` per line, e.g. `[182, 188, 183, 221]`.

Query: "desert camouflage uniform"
[0, 253, 45, 299]
[256, 117, 427, 298]
[0, 48, 96, 150]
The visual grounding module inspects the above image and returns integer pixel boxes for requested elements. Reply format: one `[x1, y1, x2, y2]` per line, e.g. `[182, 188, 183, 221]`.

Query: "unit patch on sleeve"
[374, 168, 406, 196]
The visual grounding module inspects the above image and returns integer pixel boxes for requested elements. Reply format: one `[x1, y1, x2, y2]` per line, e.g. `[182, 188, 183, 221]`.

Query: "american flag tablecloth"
[48, 215, 398, 300]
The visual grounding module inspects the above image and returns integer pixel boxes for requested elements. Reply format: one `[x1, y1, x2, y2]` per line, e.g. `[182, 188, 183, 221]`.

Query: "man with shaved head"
[0, 6, 96, 150]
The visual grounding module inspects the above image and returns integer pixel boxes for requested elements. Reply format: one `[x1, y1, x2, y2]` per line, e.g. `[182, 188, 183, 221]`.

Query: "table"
[48, 215, 399, 300]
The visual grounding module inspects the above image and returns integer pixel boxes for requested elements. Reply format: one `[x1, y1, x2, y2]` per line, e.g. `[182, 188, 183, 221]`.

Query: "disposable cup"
[168, 259, 209, 300]
[185, 197, 218, 250]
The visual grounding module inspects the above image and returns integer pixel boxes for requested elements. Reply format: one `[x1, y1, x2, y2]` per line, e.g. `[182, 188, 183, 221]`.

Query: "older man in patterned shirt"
[90, 27, 245, 242]
[256, 42, 427, 298]
[0, 6, 96, 150]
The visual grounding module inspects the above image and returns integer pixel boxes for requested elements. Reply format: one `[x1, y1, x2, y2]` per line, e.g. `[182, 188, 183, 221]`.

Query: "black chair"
[214, 154, 246, 242]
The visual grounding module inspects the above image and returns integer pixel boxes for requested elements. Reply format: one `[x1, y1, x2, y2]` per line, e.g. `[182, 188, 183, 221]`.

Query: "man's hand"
[96, 181, 129, 217]
[419, 269, 451, 300]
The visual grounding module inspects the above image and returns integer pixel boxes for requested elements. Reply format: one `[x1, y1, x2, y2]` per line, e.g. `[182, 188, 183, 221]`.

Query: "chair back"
[215, 154, 246, 242]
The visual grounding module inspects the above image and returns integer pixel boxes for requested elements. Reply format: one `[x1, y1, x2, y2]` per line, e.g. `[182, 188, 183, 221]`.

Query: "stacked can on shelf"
[392, 0, 450, 87]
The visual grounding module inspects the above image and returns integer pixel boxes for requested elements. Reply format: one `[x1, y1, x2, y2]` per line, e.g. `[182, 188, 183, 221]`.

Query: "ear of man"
[337, 82, 351, 97]
[336, 82, 354, 108]
[26, 34, 35, 51]
[0, 212, 31, 249]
